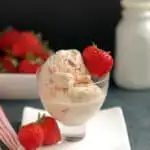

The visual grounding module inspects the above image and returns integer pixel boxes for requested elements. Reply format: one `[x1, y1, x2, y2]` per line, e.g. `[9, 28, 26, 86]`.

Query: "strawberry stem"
[12, 58, 18, 67]
[42, 40, 51, 52]
[36, 113, 46, 123]
[35, 58, 44, 64]
[38, 113, 41, 120]
[92, 42, 98, 48]
[26, 53, 36, 61]
[36, 113, 42, 123]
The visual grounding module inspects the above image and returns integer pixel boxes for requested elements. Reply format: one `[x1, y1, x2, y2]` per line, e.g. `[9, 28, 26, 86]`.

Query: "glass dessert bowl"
[36, 49, 111, 141]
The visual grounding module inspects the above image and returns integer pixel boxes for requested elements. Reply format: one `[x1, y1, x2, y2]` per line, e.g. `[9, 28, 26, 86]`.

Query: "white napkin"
[21, 106, 131, 150]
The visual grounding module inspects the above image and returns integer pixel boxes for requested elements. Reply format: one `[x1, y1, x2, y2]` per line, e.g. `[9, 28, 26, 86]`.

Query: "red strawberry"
[40, 41, 53, 61]
[12, 31, 43, 58]
[0, 56, 18, 73]
[83, 44, 113, 77]
[18, 58, 43, 73]
[39, 51, 49, 61]
[18, 123, 44, 150]
[40, 116, 61, 145]
[0, 27, 20, 50]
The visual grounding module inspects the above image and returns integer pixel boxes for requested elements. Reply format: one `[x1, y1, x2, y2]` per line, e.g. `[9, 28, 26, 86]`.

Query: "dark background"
[0, 0, 121, 55]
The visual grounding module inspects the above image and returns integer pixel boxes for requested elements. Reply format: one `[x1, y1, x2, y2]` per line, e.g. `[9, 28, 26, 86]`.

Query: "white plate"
[0, 74, 38, 100]
[21, 106, 131, 150]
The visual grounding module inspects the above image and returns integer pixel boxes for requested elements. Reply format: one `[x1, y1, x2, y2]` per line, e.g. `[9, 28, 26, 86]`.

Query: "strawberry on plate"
[18, 57, 43, 74]
[40, 116, 61, 145]
[12, 31, 44, 58]
[82, 43, 113, 77]
[0, 56, 18, 73]
[18, 123, 44, 150]
[18, 115, 61, 149]
[0, 27, 20, 50]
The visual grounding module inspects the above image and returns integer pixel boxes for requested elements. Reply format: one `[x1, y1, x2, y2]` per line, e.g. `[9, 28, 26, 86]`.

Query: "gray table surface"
[1, 84, 150, 150]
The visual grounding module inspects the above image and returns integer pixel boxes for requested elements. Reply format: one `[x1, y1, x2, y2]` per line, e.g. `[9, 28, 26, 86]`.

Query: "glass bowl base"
[60, 123, 86, 142]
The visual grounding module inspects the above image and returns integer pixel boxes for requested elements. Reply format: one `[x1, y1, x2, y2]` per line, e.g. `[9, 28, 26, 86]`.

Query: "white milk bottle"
[114, 0, 150, 89]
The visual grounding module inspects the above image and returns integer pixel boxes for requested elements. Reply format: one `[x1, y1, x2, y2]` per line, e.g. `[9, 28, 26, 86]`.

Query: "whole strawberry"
[18, 58, 43, 73]
[18, 123, 44, 150]
[0, 27, 20, 50]
[83, 43, 113, 77]
[40, 116, 61, 145]
[12, 31, 44, 58]
[0, 56, 18, 73]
